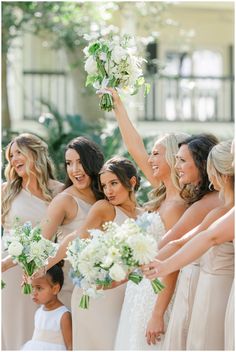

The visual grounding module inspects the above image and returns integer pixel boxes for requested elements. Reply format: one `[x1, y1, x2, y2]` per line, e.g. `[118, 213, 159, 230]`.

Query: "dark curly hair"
[46, 261, 64, 291]
[64, 137, 105, 200]
[98, 156, 141, 196]
[178, 133, 219, 204]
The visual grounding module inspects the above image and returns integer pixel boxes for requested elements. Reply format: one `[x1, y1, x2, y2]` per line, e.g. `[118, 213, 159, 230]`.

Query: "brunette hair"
[64, 136, 104, 200]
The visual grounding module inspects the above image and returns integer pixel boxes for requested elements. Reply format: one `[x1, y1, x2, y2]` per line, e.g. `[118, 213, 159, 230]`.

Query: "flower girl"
[21, 263, 72, 350]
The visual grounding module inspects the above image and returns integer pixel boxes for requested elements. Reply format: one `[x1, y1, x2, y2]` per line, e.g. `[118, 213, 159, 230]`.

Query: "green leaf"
[88, 42, 100, 55]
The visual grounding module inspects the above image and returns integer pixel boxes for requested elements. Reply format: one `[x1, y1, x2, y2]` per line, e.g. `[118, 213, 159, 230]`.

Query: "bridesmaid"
[106, 88, 221, 349]
[40, 136, 104, 308]
[185, 144, 234, 350]
[34, 156, 143, 350]
[1, 133, 63, 350]
[143, 140, 234, 350]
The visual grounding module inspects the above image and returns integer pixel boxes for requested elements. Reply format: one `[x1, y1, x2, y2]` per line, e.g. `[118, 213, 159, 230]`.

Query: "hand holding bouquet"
[4, 221, 58, 294]
[66, 212, 164, 309]
[83, 33, 150, 111]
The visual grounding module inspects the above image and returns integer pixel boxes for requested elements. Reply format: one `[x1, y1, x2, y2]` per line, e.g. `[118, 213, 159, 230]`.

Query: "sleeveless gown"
[56, 196, 92, 309]
[114, 212, 169, 350]
[186, 241, 234, 350]
[71, 206, 128, 350]
[224, 282, 234, 350]
[162, 259, 200, 350]
[21, 305, 70, 350]
[2, 189, 48, 350]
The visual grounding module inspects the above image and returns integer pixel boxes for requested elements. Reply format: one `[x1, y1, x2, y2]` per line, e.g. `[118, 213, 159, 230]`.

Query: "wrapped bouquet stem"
[84, 34, 150, 112]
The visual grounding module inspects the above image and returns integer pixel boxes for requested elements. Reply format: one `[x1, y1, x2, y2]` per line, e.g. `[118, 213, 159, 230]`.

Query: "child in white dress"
[21, 263, 72, 350]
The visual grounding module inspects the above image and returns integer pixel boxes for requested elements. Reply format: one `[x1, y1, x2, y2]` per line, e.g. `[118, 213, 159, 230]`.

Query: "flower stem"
[22, 283, 32, 294]
[100, 93, 114, 112]
[128, 272, 143, 285]
[79, 294, 90, 309]
[151, 278, 165, 294]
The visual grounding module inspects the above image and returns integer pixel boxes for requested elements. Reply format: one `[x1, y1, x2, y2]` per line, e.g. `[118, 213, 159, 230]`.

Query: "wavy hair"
[64, 137, 105, 200]
[207, 140, 234, 198]
[179, 133, 219, 204]
[146, 132, 190, 211]
[2, 133, 56, 223]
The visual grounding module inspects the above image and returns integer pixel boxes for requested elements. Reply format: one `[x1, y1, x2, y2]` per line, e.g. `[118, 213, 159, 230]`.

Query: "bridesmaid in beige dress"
[225, 280, 234, 350]
[143, 140, 234, 350]
[1, 133, 63, 350]
[184, 141, 234, 350]
[38, 157, 142, 350]
[40, 137, 104, 308]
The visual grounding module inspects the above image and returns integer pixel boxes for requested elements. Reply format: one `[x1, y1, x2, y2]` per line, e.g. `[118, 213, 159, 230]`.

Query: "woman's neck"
[119, 199, 137, 218]
[70, 185, 97, 204]
[22, 177, 41, 194]
[162, 177, 182, 201]
[222, 185, 234, 208]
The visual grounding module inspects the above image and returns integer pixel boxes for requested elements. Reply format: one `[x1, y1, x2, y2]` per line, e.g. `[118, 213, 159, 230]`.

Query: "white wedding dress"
[115, 212, 171, 350]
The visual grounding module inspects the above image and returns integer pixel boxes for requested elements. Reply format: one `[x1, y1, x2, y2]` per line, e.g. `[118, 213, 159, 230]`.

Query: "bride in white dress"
[115, 212, 168, 350]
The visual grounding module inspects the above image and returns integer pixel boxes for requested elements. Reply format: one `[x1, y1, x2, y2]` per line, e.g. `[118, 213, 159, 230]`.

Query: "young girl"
[22, 263, 72, 351]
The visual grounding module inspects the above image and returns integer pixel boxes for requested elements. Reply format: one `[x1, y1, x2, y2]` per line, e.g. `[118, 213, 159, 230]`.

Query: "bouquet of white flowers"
[83, 33, 150, 111]
[4, 220, 58, 294]
[66, 212, 164, 309]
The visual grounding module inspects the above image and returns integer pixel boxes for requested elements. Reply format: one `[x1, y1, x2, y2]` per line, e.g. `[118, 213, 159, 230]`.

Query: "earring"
[209, 182, 214, 191]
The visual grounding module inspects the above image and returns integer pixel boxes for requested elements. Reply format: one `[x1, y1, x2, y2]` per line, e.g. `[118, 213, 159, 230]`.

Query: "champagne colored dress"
[71, 206, 128, 350]
[162, 260, 200, 350]
[56, 196, 92, 309]
[224, 280, 234, 350]
[2, 189, 49, 350]
[186, 241, 234, 350]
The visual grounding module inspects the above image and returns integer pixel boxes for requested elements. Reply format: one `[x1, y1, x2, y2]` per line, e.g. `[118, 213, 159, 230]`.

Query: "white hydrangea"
[8, 241, 23, 256]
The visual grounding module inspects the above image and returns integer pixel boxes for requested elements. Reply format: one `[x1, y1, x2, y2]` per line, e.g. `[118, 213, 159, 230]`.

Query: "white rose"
[111, 46, 128, 64]
[8, 241, 23, 256]
[84, 56, 98, 75]
[109, 263, 126, 281]
[101, 255, 113, 268]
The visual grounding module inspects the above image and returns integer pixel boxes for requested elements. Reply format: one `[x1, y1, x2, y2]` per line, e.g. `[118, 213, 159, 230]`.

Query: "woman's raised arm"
[107, 88, 159, 188]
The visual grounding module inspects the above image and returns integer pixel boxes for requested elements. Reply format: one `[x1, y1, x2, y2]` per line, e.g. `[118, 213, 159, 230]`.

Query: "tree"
[2, 1, 117, 126]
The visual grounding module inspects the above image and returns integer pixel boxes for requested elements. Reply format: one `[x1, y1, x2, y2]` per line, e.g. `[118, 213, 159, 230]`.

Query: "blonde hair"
[146, 132, 190, 211]
[2, 133, 56, 223]
[207, 140, 234, 198]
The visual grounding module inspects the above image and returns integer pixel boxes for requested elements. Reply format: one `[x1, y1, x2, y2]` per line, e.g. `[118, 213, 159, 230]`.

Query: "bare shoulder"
[90, 199, 114, 213]
[48, 191, 76, 209]
[191, 191, 222, 212]
[48, 179, 65, 196]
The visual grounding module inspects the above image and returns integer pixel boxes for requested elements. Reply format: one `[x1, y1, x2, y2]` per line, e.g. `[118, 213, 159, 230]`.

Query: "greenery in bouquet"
[66, 212, 164, 309]
[3, 220, 58, 294]
[83, 33, 150, 111]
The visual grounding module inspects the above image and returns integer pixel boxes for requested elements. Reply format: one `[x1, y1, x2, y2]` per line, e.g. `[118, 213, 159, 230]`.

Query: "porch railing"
[23, 70, 234, 123]
[138, 74, 234, 122]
